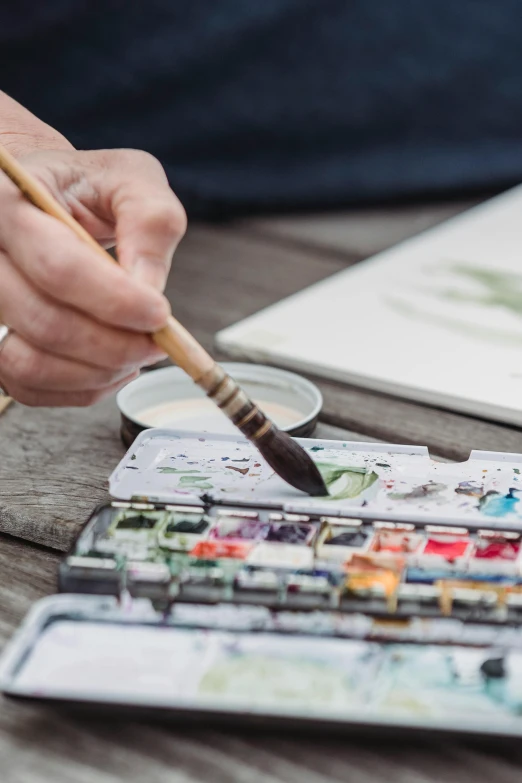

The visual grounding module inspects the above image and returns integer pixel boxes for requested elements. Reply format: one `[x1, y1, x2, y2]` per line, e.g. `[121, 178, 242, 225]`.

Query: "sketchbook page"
[216, 186, 522, 426]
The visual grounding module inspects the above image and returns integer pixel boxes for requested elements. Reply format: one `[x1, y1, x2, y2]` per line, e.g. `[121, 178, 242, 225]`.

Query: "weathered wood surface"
[1, 200, 522, 781]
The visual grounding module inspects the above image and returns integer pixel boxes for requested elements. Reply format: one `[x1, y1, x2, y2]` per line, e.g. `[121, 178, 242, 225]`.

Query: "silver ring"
[0, 325, 11, 396]
[0, 324, 11, 352]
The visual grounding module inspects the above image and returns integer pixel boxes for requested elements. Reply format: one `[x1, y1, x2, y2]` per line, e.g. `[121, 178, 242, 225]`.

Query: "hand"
[0, 148, 186, 406]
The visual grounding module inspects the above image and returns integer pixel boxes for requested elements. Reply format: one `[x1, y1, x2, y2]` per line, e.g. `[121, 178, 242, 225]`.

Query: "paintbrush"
[0, 144, 327, 496]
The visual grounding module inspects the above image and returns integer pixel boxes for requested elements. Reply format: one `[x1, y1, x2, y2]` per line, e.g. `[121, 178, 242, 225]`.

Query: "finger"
[0, 251, 166, 370]
[0, 332, 140, 392]
[98, 150, 186, 290]
[0, 178, 170, 332]
[3, 373, 139, 408]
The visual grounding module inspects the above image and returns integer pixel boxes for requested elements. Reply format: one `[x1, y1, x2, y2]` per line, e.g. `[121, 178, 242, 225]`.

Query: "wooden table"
[2, 198, 522, 782]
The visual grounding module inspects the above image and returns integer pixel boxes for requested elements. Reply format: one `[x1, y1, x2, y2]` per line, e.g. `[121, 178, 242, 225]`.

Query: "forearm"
[0, 91, 74, 157]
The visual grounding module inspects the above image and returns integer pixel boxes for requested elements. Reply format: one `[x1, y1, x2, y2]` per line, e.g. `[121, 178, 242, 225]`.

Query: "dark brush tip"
[255, 427, 328, 496]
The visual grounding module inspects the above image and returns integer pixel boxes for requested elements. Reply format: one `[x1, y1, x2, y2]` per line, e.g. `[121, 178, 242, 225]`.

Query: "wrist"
[0, 91, 74, 158]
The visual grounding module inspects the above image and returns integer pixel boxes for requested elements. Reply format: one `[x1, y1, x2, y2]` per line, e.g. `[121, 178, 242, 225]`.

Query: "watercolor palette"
[7, 430, 522, 737]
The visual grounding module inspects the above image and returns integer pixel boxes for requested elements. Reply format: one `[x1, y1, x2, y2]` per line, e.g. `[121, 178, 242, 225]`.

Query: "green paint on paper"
[387, 262, 522, 346]
[515, 469, 521, 475]
[310, 446, 324, 452]
[316, 463, 378, 500]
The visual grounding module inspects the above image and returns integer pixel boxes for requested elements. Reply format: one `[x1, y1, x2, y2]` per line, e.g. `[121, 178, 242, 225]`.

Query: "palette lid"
[109, 429, 522, 527]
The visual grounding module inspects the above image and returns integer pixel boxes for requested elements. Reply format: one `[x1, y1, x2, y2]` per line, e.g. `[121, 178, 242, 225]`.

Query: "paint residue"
[316, 463, 378, 501]
[225, 466, 249, 476]
[479, 489, 521, 518]
[389, 482, 446, 502]
[455, 481, 484, 497]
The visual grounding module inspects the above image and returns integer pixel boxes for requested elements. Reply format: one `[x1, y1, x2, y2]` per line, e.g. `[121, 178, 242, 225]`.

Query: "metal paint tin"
[117, 363, 323, 447]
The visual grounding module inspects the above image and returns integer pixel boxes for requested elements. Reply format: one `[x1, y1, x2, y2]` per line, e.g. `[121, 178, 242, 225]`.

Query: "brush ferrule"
[234, 407, 258, 429]
[251, 420, 272, 440]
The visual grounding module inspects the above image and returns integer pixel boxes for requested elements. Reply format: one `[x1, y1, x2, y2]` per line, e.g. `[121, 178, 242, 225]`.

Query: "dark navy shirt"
[2, 1, 522, 217]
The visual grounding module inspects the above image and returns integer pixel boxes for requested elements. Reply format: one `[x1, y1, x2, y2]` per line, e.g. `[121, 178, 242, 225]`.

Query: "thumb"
[104, 150, 187, 291]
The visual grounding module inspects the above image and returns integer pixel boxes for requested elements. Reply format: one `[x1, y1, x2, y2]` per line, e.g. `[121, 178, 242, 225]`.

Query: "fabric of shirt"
[1, 1, 522, 217]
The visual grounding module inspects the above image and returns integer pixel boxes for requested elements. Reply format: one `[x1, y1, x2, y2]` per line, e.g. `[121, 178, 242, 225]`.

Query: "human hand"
[0, 148, 186, 406]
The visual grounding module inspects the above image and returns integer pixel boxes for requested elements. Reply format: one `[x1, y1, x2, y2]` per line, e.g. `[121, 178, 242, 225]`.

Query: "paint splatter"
[455, 481, 484, 498]
[315, 463, 378, 500]
[375, 462, 391, 468]
[310, 446, 324, 453]
[178, 475, 213, 490]
[225, 466, 249, 476]
[389, 482, 447, 502]
[158, 468, 201, 475]
[515, 469, 521, 475]
[479, 488, 521, 518]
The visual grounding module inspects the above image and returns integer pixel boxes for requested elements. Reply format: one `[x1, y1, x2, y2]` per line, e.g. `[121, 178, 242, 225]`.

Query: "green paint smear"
[386, 262, 522, 347]
[316, 463, 378, 500]
[178, 475, 213, 490]
[158, 468, 201, 475]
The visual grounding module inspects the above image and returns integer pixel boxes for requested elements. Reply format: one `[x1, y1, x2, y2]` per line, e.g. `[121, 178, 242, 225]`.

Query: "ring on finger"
[0, 324, 13, 396]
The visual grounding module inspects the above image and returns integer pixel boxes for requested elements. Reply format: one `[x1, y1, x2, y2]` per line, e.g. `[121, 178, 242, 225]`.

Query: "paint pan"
[190, 540, 253, 560]
[415, 526, 472, 570]
[117, 363, 323, 447]
[265, 520, 318, 545]
[59, 555, 122, 596]
[468, 531, 521, 575]
[157, 506, 209, 552]
[208, 515, 269, 542]
[342, 553, 404, 611]
[396, 584, 440, 615]
[247, 542, 314, 570]
[234, 566, 281, 599]
[106, 509, 167, 544]
[125, 561, 172, 602]
[316, 520, 370, 562]
[370, 529, 423, 557]
[437, 580, 502, 617]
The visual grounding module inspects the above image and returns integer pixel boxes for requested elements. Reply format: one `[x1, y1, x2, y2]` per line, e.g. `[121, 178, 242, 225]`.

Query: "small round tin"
[117, 363, 323, 447]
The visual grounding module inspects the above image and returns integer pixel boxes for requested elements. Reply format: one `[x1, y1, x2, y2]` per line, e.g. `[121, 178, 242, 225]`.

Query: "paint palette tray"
[6, 429, 522, 738]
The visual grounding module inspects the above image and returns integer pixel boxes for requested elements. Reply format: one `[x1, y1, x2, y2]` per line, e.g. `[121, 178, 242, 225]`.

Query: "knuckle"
[28, 304, 69, 351]
[34, 246, 76, 294]
[2, 342, 43, 388]
[141, 201, 187, 240]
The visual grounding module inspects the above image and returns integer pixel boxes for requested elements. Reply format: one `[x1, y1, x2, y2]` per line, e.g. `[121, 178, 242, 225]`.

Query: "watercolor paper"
[216, 185, 522, 425]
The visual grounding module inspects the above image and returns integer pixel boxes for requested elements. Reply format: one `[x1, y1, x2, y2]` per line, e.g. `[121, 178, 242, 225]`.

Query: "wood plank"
[238, 199, 482, 259]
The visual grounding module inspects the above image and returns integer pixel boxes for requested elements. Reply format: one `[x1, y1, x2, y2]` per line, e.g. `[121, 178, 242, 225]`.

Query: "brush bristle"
[256, 427, 328, 496]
